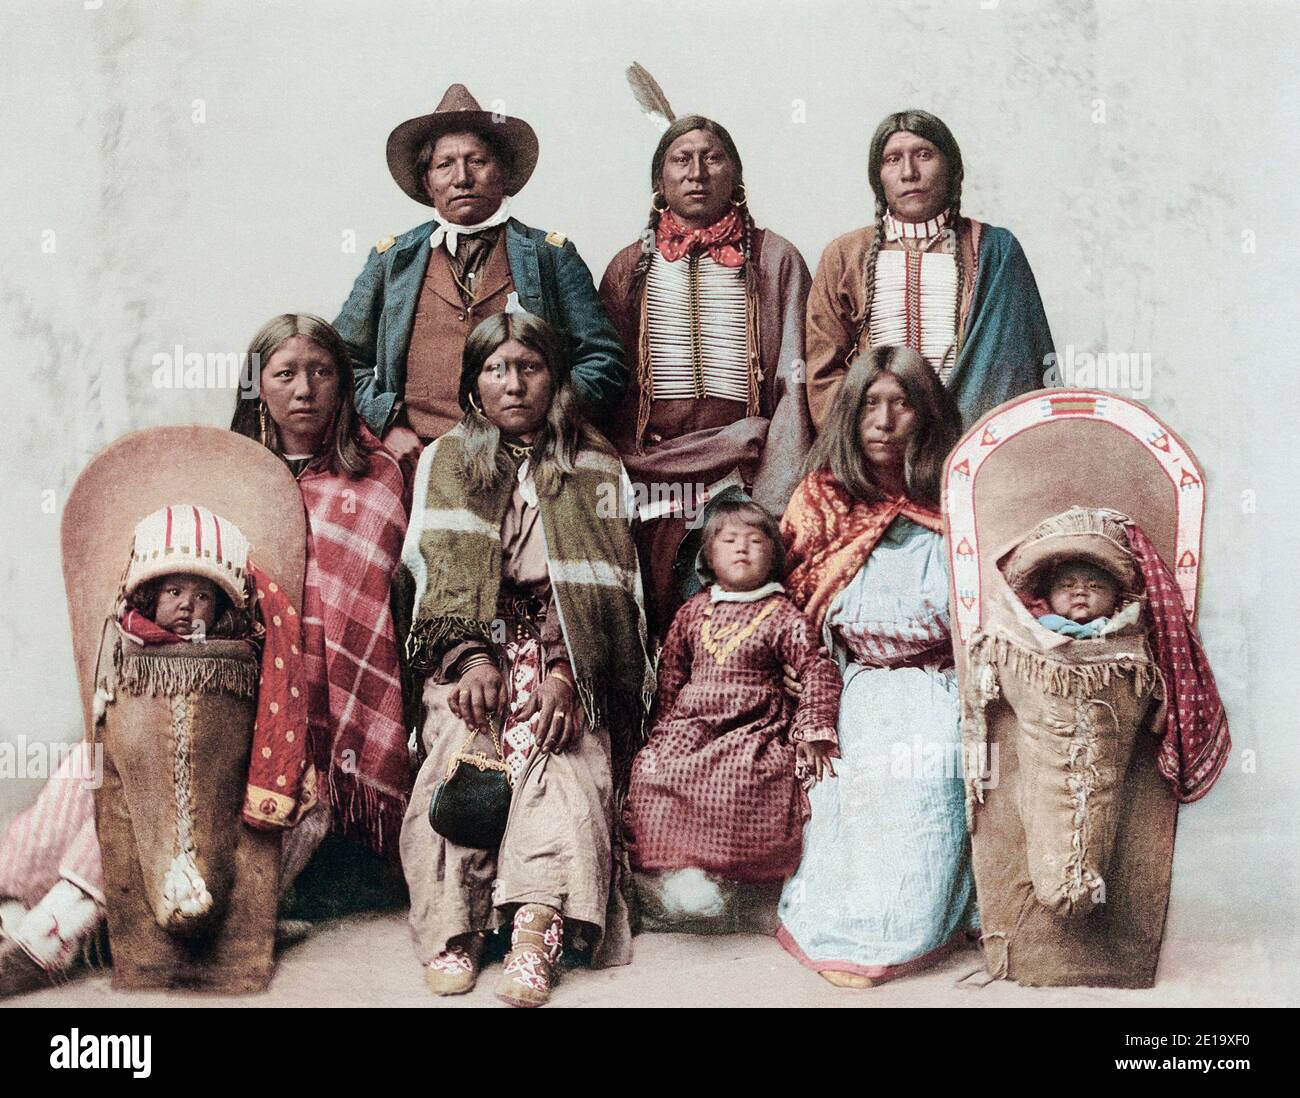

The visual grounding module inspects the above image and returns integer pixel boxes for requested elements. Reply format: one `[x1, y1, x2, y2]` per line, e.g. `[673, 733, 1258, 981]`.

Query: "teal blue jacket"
[334, 217, 627, 435]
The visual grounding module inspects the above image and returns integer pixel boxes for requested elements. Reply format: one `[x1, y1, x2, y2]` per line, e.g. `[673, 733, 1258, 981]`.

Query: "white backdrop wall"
[1, 0, 1297, 994]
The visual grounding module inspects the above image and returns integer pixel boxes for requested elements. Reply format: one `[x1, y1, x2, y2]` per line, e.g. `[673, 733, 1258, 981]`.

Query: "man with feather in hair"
[601, 65, 815, 638]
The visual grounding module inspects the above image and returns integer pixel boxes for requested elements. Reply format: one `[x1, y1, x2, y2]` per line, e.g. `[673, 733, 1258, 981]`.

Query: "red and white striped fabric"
[297, 427, 412, 857]
[0, 741, 104, 907]
[125, 503, 250, 607]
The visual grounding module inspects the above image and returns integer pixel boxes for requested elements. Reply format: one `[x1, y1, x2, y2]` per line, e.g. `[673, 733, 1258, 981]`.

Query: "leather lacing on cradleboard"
[108, 630, 259, 927]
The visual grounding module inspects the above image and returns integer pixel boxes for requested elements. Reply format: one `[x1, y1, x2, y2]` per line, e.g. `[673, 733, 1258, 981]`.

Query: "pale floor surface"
[7, 818, 1297, 1008]
[4, 911, 1295, 1008]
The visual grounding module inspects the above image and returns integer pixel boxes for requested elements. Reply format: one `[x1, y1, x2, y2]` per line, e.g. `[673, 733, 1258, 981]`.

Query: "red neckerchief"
[655, 206, 745, 268]
[1124, 523, 1231, 803]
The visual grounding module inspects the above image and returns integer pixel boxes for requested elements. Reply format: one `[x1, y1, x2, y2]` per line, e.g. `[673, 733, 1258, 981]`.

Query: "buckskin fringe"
[405, 616, 494, 672]
[114, 648, 257, 700]
[973, 632, 1158, 701]
[960, 630, 1157, 833]
[961, 635, 1003, 832]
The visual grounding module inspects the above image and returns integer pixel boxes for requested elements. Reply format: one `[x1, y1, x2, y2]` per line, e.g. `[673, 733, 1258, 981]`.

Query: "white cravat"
[516, 457, 538, 508]
[429, 197, 513, 256]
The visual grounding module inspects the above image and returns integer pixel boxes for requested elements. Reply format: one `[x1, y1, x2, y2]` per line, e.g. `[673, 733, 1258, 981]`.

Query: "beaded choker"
[884, 208, 950, 242]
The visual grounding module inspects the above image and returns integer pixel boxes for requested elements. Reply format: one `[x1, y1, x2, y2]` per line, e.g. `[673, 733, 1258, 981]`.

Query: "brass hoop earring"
[731, 182, 749, 208]
[651, 191, 669, 215]
[467, 389, 485, 416]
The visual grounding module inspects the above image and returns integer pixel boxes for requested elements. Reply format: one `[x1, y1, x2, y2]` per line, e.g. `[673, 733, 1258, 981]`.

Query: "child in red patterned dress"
[624, 499, 841, 931]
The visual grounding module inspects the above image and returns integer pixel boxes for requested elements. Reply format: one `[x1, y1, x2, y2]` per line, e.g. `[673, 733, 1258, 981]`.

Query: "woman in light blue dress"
[776, 345, 976, 987]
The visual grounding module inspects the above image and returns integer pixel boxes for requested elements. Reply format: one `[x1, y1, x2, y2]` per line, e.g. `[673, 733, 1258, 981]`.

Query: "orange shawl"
[782, 470, 944, 629]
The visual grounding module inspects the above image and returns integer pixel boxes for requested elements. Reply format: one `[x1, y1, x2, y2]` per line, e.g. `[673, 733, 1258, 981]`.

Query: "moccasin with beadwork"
[495, 904, 562, 1008]
[424, 933, 485, 996]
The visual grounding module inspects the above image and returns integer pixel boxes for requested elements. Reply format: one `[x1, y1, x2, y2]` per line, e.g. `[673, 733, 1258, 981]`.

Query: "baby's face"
[709, 521, 775, 593]
[154, 574, 220, 637]
[1047, 562, 1120, 623]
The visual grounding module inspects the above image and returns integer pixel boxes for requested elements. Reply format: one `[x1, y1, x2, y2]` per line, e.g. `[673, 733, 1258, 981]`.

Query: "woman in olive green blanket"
[397, 309, 654, 1008]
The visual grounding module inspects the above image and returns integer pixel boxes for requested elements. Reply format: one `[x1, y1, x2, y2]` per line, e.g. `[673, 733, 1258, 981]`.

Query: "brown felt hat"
[1001, 507, 1139, 597]
[386, 83, 539, 206]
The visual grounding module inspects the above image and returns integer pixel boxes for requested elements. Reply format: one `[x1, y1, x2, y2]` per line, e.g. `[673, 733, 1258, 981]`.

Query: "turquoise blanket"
[948, 225, 1056, 426]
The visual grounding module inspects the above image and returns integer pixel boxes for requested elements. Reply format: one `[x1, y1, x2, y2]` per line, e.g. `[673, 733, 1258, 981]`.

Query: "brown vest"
[404, 233, 515, 441]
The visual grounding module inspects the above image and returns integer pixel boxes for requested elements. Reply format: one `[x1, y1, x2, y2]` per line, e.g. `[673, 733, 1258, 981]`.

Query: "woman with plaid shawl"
[0, 314, 413, 996]
[230, 314, 413, 870]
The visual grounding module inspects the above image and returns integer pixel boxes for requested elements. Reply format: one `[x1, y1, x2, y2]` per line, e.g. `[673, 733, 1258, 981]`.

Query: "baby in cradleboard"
[0, 567, 240, 994]
[122, 573, 236, 644]
[1026, 558, 1140, 639]
[623, 499, 842, 932]
[0, 503, 313, 997]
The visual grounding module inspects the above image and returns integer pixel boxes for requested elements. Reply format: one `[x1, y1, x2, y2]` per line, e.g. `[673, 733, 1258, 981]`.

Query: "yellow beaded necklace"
[700, 599, 779, 666]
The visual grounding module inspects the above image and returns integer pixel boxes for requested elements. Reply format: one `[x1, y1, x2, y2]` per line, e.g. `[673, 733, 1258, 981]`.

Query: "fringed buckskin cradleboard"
[62, 427, 306, 992]
[942, 390, 1206, 987]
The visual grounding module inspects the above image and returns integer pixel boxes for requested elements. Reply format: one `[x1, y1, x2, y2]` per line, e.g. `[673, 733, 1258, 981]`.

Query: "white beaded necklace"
[884, 208, 951, 242]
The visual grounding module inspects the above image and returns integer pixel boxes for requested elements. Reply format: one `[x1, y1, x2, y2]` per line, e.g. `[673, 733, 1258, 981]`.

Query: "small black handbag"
[428, 722, 513, 849]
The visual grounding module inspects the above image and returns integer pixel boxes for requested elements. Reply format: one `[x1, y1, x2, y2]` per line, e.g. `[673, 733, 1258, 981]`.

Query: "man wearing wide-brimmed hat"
[334, 84, 626, 459]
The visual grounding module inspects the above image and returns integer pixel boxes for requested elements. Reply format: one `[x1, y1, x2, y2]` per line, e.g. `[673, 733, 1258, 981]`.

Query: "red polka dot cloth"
[242, 561, 317, 829]
[1124, 523, 1231, 802]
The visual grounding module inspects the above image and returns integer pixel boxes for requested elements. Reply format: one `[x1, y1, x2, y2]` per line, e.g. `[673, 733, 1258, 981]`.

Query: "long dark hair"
[458, 311, 600, 497]
[230, 314, 367, 477]
[634, 114, 755, 281]
[855, 110, 969, 359]
[804, 345, 962, 507]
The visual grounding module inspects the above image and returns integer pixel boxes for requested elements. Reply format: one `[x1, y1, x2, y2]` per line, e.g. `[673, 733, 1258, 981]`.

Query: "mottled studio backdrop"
[1, 0, 1296, 999]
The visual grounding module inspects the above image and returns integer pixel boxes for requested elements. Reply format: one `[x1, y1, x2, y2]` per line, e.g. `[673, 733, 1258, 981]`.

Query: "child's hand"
[795, 740, 836, 786]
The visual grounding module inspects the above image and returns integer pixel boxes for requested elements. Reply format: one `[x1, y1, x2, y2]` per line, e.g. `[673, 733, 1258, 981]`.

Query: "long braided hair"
[635, 114, 755, 280]
[854, 110, 968, 363]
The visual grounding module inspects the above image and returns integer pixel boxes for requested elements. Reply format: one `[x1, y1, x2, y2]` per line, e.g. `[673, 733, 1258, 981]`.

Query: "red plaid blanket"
[299, 430, 412, 856]
[1125, 523, 1231, 802]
